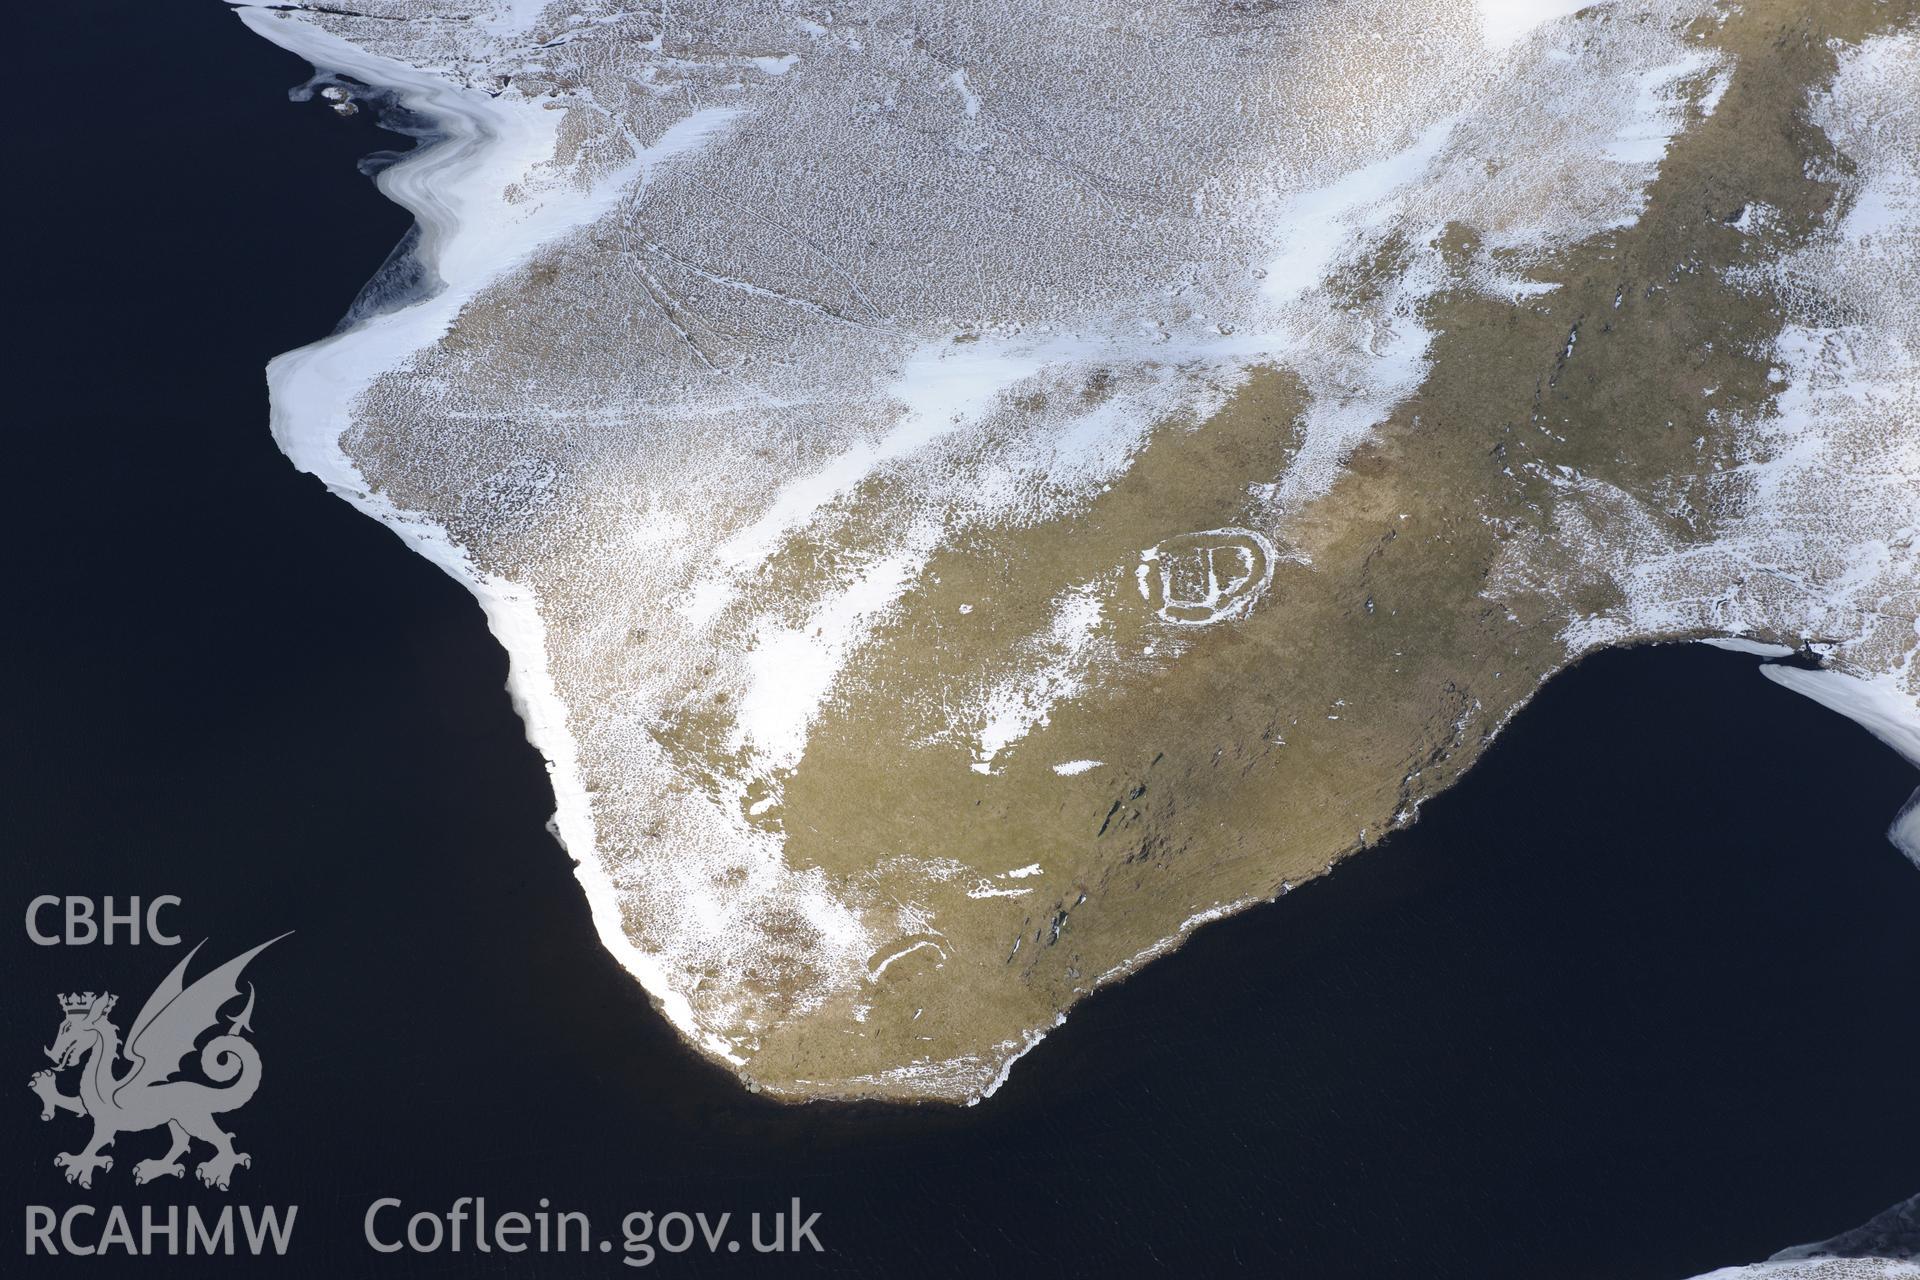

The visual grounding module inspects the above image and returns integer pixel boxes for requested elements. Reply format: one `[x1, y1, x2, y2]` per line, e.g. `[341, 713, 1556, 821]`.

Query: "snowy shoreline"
[228, 0, 1920, 1104]
[1759, 664, 1920, 867]
[229, 3, 747, 1073]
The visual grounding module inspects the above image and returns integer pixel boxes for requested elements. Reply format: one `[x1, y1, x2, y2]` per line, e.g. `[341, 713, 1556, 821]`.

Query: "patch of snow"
[947, 68, 981, 118]
[1474, 0, 1591, 52]
[1698, 637, 1797, 658]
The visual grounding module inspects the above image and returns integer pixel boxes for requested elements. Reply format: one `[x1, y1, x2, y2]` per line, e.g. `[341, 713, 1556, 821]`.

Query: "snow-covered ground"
[230, 0, 1918, 1097]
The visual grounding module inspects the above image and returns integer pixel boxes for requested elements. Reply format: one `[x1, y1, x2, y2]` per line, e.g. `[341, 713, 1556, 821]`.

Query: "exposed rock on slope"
[233, 0, 1919, 1100]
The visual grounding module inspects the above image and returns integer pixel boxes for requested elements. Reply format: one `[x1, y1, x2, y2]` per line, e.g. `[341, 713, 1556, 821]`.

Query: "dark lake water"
[4, 4, 1916, 1276]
